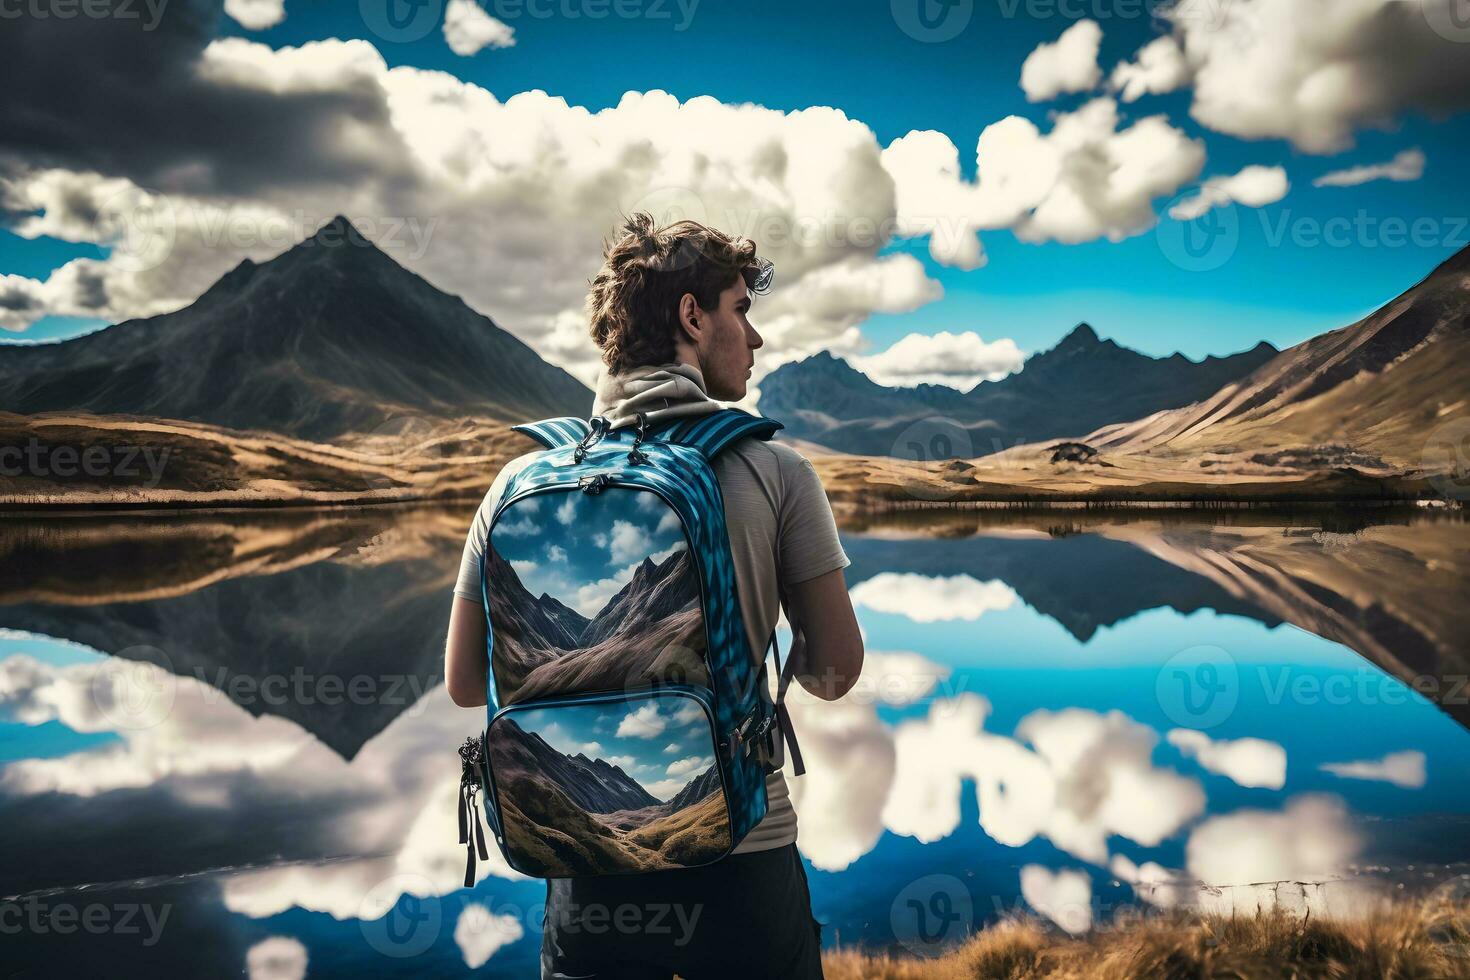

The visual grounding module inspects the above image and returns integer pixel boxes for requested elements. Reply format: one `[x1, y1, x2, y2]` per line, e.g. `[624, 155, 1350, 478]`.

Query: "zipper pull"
[579, 474, 611, 495]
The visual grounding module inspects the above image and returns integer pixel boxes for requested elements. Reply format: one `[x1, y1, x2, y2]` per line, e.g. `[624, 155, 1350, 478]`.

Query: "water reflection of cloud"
[455, 903, 524, 969]
[1167, 728, 1287, 790]
[1185, 795, 1369, 915]
[787, 653, 1210, 873]
[849, 573, 1018, 623]
[793, 676, 1386, 924]
[245, 936, 307, 980]
[0, 640, 528, 937]
[1320, 750, 1427, 789]
[0, 654, 319, 795]
[1111, 793, 1373, 917]
[843, 650, 953, 706]
[1020, 865, 1092, 935]
[782, 648, 951, 870]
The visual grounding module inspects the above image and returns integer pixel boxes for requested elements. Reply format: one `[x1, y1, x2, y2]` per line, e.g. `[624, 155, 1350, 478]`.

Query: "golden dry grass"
[822, 901, 1470, 980]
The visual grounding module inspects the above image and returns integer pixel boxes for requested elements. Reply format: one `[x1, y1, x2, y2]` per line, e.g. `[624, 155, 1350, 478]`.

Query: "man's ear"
[677, 292, 703, 345]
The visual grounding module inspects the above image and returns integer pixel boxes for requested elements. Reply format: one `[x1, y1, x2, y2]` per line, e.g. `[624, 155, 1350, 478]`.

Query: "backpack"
[456, 408, 806, 883]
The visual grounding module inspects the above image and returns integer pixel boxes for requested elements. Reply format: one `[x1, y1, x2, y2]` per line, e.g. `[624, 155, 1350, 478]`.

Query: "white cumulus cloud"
[1169, 165, 1290, 220]
[1110, 35, 1190, 103]
[1021, 20, 1104, 102]
[1163, 0, 1470, 154]
[616, 703, 666, 739]
[608, 520, 653, 566]
[1, 40, 942, 381]
[1314, 148, 1426, 187]
[224, 0, 285, 30]
[852, 330, 1025, 391]
[666, 755, 712, 777]
[443, 0, 516, 57]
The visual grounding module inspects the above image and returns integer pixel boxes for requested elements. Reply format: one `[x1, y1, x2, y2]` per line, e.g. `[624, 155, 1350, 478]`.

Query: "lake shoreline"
[1, 491, 1461, 517]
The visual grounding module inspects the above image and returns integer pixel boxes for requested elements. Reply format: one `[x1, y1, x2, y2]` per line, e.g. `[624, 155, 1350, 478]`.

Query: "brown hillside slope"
[1086, 245, 1470, 464]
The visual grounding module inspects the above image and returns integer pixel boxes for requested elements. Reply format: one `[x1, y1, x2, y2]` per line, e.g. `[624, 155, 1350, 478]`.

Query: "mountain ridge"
[0, 216, 593, 441]
[494, 717, 661, 813]
[759, 324, 1280, 457]
[1080, 243, 1470, 460]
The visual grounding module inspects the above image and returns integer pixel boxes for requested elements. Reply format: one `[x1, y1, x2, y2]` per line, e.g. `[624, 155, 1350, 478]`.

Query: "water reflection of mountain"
[3, 504, 1467, 967]
[844, 509, 1470, 730]
[844, 529, 1280, 642]
[5, 506, 1463, 758]
[0, 508, 473, 759]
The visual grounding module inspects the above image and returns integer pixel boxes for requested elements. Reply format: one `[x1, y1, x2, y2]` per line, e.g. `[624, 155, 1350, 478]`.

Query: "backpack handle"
[625, 413, 652, 465]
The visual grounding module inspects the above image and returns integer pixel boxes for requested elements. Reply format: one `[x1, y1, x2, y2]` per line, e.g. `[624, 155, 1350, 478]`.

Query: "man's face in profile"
[697, 278, 765, 401]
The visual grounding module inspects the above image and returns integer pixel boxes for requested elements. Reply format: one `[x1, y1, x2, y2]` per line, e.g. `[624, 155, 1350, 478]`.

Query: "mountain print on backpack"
[486, 488, 708, 705]
[487, 693, 732, 876]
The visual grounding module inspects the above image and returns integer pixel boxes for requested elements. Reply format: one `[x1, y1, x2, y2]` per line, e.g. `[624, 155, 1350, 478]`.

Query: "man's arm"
[445, 595, 489, 708]
[445, 460, 530, 709]
[783, 567, 863, 701]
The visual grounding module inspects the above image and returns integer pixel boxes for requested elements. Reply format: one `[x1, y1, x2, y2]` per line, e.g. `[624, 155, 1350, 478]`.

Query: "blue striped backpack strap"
[510, 415, 603, 450]
[662, 408, 783, 458]
[515, 409, 782, 457]
[663, 407, 805, 776]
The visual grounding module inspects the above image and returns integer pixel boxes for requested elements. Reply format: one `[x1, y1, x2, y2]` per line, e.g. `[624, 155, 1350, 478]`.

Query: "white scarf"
[591, 362, 725, 430]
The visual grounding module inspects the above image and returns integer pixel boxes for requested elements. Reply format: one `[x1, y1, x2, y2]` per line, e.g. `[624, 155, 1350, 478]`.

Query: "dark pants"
[540, 843, 824, 979]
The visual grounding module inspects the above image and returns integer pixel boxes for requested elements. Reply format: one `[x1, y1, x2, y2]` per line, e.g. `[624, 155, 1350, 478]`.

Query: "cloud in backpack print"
[492, 489, 687, 619]
[617, 703, 668, 738]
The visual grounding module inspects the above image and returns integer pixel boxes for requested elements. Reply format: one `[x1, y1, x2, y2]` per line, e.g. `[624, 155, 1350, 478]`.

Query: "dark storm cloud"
[0, 0, 416, 199]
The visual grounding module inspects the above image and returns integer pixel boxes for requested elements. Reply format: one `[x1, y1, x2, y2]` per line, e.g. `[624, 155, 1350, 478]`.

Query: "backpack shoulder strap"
[510, 416, 598, 450]
[663, 408, 783, 460]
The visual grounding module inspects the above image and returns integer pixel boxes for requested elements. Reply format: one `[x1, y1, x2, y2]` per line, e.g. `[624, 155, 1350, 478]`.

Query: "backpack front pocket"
[484, 688, 734, 878]
[484, 485, 709, 707]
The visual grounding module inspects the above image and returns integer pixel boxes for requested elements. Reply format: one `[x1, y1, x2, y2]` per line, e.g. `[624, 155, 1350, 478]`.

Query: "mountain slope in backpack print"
[487, 489, 708, 704]
[488, 700, 731, 876]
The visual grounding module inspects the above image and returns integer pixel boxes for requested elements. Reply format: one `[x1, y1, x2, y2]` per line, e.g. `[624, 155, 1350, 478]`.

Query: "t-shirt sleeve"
[776, 452, 850, 586]
[452, 458, 526, 601]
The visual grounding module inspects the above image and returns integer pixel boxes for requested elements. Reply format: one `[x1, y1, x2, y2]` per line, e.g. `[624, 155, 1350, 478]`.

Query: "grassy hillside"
[823, 899, 1470, 979]
[624, 789, 731, 863]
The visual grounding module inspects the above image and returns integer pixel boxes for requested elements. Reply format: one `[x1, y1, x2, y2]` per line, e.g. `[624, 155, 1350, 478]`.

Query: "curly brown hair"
[586, 212, 774, 374]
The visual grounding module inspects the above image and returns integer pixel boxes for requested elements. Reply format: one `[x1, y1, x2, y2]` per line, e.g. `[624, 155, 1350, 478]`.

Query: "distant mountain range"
[493, 717, 661, 814]
[1084, 244, 1470, 465]
[3, 220, 1462, 505]
[759, 324, 1279, 458]
[0, 217, 593, 441]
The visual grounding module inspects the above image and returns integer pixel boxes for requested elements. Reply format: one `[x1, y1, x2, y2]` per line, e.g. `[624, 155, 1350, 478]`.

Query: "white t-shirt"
[453, 436, 850, 853]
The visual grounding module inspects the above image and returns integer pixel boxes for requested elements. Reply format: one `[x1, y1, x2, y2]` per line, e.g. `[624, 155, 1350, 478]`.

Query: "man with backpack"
[444, 212, 864, 979]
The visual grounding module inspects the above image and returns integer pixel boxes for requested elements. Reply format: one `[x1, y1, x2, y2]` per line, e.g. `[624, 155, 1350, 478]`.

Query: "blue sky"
[518, 694, 715, 800]
[492, 488, 687, 618]
[2, 0, 1467, 380]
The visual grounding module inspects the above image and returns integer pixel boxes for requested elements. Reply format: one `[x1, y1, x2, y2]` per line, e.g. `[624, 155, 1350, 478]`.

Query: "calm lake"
[3, 505, 1468, 976]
